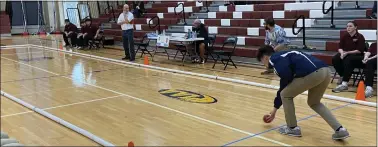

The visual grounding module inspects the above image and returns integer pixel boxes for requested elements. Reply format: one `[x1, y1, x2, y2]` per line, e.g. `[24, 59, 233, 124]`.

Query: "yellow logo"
[158, 89, 217, 104]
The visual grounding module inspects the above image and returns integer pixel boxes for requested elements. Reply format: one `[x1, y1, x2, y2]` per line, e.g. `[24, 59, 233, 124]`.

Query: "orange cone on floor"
[144, 55, 149, 65]
[355, 81, 366, 101]
[128, 141, 134, 147]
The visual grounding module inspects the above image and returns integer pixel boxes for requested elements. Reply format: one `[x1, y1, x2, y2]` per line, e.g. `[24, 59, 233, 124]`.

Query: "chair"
[173, 43, 187, 62]
[212, 36, 238, 70]
[135, 34, 152, 57]
[205, 34, 217, 62]
[88, 34, 105, 50]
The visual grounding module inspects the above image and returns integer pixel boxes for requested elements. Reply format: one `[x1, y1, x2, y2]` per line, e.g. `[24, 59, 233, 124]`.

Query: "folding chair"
[88, 35, 104, 50]
[212, 36, 238, 70]
[205, 34, 216, 62]
[135, 35, 152, 57]
[173, 43, 187, 62]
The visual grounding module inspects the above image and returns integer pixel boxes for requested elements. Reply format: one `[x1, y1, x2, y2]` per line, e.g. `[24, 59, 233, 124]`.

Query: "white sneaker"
[332, 84, 348, 93]
[278, 126, 302, 137]
[332, 128, 350, 140]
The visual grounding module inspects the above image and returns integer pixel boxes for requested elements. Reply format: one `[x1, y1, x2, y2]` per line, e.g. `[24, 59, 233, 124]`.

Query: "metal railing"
[322, 1, 335, 28]
[66, 8, 81, 26]
[174, 3, 187, 25]
[197, 1, 209, 12]
[292, 15, 308, 49]
[149, 16, 161, 34]
[104, 3, 116, 22]
[78, 3, 92, 20]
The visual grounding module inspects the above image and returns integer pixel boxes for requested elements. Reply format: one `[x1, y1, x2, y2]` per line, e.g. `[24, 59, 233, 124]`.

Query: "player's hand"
[266, 108, 277, 122]
[340, 52, 347, 59]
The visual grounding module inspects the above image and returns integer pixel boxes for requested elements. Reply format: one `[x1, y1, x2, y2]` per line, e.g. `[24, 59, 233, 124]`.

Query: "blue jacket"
[270, 51, 328, 109]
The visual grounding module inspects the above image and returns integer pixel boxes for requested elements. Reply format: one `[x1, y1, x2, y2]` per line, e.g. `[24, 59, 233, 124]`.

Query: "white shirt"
[117, 12, 134, 30]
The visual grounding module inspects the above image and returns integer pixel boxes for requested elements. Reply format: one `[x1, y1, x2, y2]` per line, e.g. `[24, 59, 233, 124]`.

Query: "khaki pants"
[280, 67, 342, 130]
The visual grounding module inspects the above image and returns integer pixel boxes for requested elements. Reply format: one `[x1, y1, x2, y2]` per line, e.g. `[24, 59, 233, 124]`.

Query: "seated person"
[369, 1, 377, 19]
[262, 17, 290, 75]
[191, 19, 209, 64]
[63, 19, 78, 47]
[76, 20, 87, 49]
[78, 19, 99, 49]
[362, 42, 377, 97]
[332, 21, 366, 92]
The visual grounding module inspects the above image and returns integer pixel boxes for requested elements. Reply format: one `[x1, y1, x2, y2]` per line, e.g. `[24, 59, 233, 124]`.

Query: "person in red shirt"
[83, 19, 99, 49]
[76, 21, 86, 49]
[332, 21, 366, 93]
[63, 19, 78, 47]
[362, 42, 377, 97]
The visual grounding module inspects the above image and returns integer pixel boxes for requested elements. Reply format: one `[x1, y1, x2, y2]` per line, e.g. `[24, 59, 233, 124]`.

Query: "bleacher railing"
[197, 1, 209, 12]
[174, 3, 187, 25]
[78, 3, 92, 20]
[149, 16, 161, 34]
[66, 8, 81, 26]
[292, 15, 308, 49]
[104, 4, 116, 23]
[322, 1, 335, 28]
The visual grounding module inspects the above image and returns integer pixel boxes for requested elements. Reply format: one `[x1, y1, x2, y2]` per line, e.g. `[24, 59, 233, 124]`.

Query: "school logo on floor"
[158, 89, 217, 104]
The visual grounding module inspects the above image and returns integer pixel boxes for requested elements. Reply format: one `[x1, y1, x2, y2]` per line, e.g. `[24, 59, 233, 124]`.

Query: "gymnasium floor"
[1, 35, 377, 146]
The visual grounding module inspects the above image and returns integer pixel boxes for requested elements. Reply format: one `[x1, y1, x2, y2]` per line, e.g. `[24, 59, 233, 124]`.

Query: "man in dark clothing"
[192, 19, 209, 64]
[63, 19, 78, 47]
[81, 19, 99, 49]
[370, 1, 377, 19]
[257, 45, 350, 140]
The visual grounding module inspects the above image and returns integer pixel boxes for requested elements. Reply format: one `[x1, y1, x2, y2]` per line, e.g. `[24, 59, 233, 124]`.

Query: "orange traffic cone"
[355, 81, 366, 101]
[144, 55, 149, 65]
[128, 141, 134, 147]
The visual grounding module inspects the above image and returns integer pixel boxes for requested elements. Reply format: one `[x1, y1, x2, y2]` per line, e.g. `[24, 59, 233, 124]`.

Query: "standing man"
[256, 45, 350, 140]
[262, 17, 290, 75]
[63, 19, 78, 47]
[117, 4, 135, 61]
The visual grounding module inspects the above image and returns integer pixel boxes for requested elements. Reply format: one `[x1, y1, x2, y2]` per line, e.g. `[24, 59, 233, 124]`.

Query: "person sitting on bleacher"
[192, 19, 209, 64]
[63, 19, 78, 48]
[362, 42, 377, 97]
[261, 17, 290, 75]
[369, 1, 377, 19]
[332, 21, 366, 93]
[76, 21, 86, 49]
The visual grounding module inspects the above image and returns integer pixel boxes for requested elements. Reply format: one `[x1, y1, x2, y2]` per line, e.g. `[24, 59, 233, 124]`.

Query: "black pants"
[122, 29, 135, 61]
[364, 58, 377, 87]
[373, 1, 377, 14]
[63, 33, 77, 46]
[332, 53, 364, 82]
[77, 35, 93, 47]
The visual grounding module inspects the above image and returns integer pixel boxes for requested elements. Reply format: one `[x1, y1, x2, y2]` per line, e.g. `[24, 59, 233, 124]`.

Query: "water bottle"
[155, 30, 158, 35]
[163, 29, 166, 36]
[187, 29, 191, 39]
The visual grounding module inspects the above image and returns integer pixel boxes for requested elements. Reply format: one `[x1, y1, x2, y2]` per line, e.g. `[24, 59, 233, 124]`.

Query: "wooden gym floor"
[0, 35, 376, 146]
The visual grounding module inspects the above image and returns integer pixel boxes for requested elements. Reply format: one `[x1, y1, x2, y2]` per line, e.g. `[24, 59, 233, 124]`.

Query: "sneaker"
[332, 84, 348, 93]
[332, 128, 350, 140]
[278, 126, 302, 137]
[365, 87, 374, 98]
[261, 69, 274, 75]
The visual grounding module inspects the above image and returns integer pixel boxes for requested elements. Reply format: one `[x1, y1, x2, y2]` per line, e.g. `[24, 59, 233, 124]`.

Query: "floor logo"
[158, 89, 217, 104]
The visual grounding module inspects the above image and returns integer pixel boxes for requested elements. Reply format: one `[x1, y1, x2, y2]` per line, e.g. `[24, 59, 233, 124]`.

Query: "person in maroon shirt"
[362, 42, 377, 97]
[76, 21, 87, 49]
[77, 19, 99, 49]
[63, 19, 78, 47]
[332, 21, 366, 93]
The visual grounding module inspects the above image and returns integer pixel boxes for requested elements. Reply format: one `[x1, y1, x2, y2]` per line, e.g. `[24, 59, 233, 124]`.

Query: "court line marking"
[8, 46, 375, 111]
[2, 56, 292, 146]
[1, 95, 123, 118]
[19, 46, 363, 111]
[28, 44, 377, 107]
[222, 103, 353, 146]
